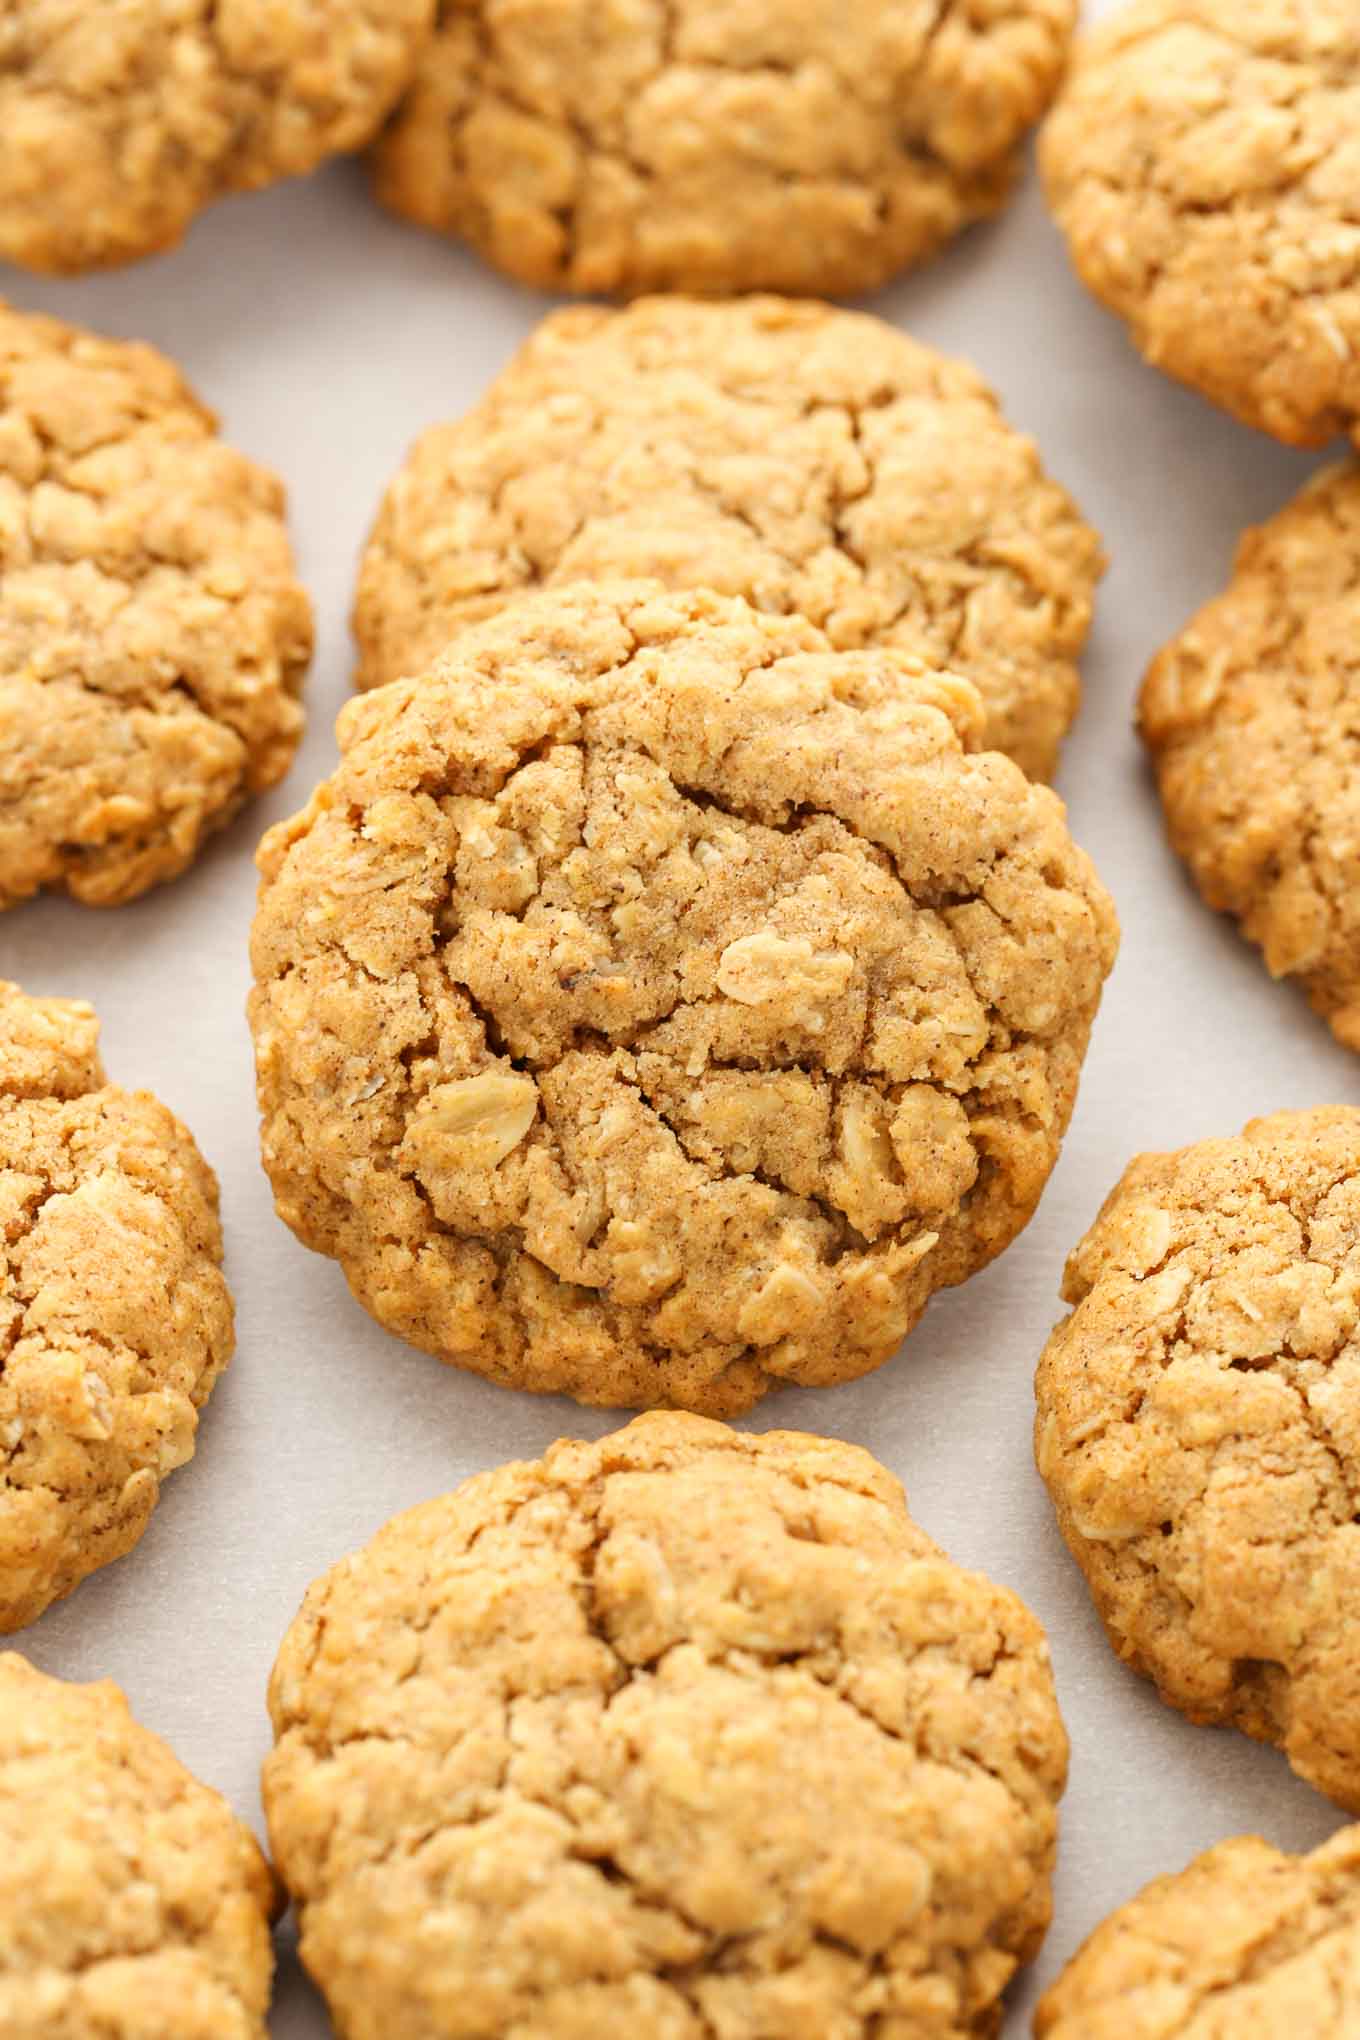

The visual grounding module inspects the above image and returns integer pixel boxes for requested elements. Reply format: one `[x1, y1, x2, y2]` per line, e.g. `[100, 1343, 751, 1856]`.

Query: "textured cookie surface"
[372, 0, 1076, 298]
[1036, 1826, 1360, 2037]
[355, 297, 1103, 780]
[1140, 462, 1360, 1050]
[0, 1652, 274, 2036]
[1036, 1107, 1360, 1811]
[0, 981, 234, 1632]
[266, 1412, 1069, 2039]
[1041, 0, 1360, 445]
[252, 582, 1117, 1414]
[0, 0, 434, 273]
[0, 302, 313, 909]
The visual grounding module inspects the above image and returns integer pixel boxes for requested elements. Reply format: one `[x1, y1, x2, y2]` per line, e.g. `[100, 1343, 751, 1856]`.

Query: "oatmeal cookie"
[0, 980, 235, 1633]
[1041, 0, 1360, 446]
[1036, 1826, 1360, 2038]
[251, 582, 1117, 1414]
[0, 1652, 274, 2036]
[1140, 462, 1360, 1052]
[0, 301, 313, 909]
[371, 0, 1077, 299]
[354, 297, 1104, 781]
[265, 1412, 1069, 2040]
[0, 0, 434, 274]
[1036, 1106, 1360, 1812]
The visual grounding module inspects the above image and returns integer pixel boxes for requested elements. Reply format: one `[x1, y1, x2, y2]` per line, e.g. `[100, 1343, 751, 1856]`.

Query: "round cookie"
[1035, 1106, 1360, 1812]
[1036, 1826, 1360, 2038]
[371, 0, 1078, 300]
[0, 1652, 275, 2035]
[251, 582, 1118, 1415]
[1140, 462, 1360, 1052]
[0, 0, 434, 274]
[0, 981, 234, 1632]
[1041, 0, 1360, 446]
[354, 296, 1104, 781]
[0, 302, 313, 909]
[265, 1412, 1070, 2040]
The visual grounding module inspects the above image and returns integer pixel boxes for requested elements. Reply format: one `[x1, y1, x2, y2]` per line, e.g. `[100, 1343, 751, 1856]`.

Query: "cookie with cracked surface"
[1041, 0, 1360, 446]
[1035, 1825, 1360, 2038]
[1140, 462, 1360, 1052]
[0, 1652, 275, 2035]
[354, 296, 1104, 781]
[265, 1411, 1069, 2040]
[0, 0, 434, 274]
[370, 0, 1077, 299]
[0, 301, 313, 909]
[0, 980, 235, 1632]
[251, 581, 1118, 1414]
[1036, 1106, 1360, 1812]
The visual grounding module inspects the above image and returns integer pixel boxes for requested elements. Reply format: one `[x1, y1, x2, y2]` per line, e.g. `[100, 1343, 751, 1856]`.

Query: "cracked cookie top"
[1140, 462, 1360, 1053]
[0, 981, 234, 1633]
[251, 582, 1117, 1414]
[1041, 0, 1360, 446]
[354, 296, 1104, 781]
[0, 301, 313, 909]
[1036, 1106, 1360, 1812]
[370, 0, 1077, 298]
[0, 1652, 275, 2036]
[265, 1412, 1069, 2039]
[0, 0, 434, 273]
[1036, 1825, 1360, 2038]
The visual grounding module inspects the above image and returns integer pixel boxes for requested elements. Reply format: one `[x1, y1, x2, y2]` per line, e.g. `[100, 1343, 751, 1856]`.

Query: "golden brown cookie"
[0, 0, 434, 274]
[0, 302, 313, 910]
[0, 981, 234, 1633]
[0, 1652, 275, 2036]
[251, 582, 1118, 1415]
[1041, 0, 1360, 446]
[1035, 1826, 1360, 2038]
[265, 1412, 1069, 2040]
[354, 297, 1104, 781]
[371, 0, 1077, 299]
[1140, 462, 1360, 1052]
[1036, 1106, 1360, 1812]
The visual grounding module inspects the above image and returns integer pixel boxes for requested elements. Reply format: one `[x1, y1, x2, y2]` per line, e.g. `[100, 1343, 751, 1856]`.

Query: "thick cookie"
[0, 1653, 274, 2036]
[354, 297, 1104, 780]
[1036, 1107, 1360, 1812]
[1036, 1826, 1360, 2038]
[251, 582, 1117, 1414]
[0, 981, 234, 1632]
[371, 0, 1077, 298]
[1041, 0, 1360, 445]
[0, 1, 434, 274]
[266, 1413, 1069, 2040]
[0, 302, 313, 909]
[1140, 462, 1360, 1052]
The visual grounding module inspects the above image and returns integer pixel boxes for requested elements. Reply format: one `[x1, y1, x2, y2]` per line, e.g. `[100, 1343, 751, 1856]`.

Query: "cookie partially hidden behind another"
[252, 582, 1118, 1414]
[0, 982, 234, 1633]
[1036, 1107, 1360, 1811]
[266, 1414, 1069, 2040]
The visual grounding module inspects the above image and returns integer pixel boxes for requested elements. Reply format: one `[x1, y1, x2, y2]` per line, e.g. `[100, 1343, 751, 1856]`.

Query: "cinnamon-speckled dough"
[354, 297, 1104, 781]
[251, 582, 1117, 1414]
[265, 1413, 1069, 2040]
[371, 0, 1077, 298]
[0, 301, 313, 910]
[0, 1652, 275, 2036]
[1036, 1107, 1360, 1812]
[1041, 0, 1360, 445]
[1036, 1826, 1360, 2038]
[0, 0, 435, 274]
[0, 981, 234, 1633]
[1140, 462, 1360, 1052]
